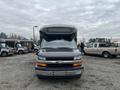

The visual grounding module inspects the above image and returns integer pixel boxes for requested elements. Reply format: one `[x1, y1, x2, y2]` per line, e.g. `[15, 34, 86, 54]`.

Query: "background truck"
[0, 39, 14, 56]
[5, 39, 28, 54]
[84, 42, 120, 58]
[20, 40, 40, 53]
[35, 25, 84, 79]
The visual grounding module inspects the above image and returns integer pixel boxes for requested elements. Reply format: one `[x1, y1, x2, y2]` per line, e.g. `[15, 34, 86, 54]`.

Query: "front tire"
[102, 52, 111, 58]
[1, 52, 8, 57]
[18, 50, 23, 54]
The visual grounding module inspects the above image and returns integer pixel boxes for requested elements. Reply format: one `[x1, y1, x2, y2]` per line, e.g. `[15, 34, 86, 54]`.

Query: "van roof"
[40, 25, 77, 35]
[39, 25, 77, 42]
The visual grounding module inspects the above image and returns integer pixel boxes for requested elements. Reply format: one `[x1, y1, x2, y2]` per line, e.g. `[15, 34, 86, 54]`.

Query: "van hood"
[38, 49, 81, 57]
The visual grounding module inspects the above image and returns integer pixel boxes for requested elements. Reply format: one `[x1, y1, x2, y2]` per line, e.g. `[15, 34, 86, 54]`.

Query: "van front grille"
[46, 57, 74, 60]
[47, 64, 73, 68]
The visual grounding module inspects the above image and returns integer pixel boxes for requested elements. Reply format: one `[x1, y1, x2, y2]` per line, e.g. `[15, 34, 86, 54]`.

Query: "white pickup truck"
[84, 43, 120, 58]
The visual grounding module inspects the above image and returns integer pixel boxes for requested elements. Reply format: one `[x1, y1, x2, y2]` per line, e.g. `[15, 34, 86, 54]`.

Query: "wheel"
[1, 52, 8, 57]
[102, 52, 111, 58]
[18, 50, 23, 54]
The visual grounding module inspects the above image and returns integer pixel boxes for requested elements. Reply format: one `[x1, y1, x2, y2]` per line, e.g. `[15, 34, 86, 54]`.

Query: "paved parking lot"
[0, 54, 120, 90]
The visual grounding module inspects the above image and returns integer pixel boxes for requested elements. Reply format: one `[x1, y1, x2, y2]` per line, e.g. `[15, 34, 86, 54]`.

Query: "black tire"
[1, 52, 8, 57]
[102, 51, 111, 58]
[18, 50, 23, 54]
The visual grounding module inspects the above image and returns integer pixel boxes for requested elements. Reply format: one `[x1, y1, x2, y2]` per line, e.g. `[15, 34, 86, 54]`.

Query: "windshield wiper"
[57, 47, 72, 49]
[42, 47, 55, 49]
[42, 47, 73, 49]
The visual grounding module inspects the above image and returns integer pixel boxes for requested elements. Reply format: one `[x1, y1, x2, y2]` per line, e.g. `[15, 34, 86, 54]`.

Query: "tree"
[0, 32, 7, 39]
[8, 33, 28, 40]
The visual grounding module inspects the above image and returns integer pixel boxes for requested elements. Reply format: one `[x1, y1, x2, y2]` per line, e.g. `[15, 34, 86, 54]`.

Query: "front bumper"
[35, 66, 84, 78]
[8, 51, 14, 55]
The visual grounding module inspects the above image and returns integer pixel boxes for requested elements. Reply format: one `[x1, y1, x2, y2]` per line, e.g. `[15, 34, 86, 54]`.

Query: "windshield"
[41, 39, 77, 49]
[0, 43, 7, 48]
[34, 44, 37, 47]
[17, 44, 22, 48]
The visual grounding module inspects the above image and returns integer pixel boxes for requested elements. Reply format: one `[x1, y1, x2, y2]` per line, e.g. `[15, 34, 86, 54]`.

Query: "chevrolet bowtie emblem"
[56, 60, 62, 64]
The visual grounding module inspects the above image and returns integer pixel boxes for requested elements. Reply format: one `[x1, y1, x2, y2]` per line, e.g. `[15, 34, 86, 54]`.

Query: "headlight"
[38, 56, 46, 60]
[74, 56, 82, 60]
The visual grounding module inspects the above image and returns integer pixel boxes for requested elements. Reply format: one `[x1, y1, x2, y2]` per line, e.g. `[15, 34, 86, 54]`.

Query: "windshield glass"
[34, 44, 37, 47]
[41, 39, 77, 49]
[17, 44, 22, 48]
[0, 43, 7, 48]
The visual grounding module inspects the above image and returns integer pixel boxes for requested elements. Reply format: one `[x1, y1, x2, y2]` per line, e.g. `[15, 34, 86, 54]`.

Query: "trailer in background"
[5, 39, 28, 54]
[0, 39, 14, 56]
[19, 40, 40, 52]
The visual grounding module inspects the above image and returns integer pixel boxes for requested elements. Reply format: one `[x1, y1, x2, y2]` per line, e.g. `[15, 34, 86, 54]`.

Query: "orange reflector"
[36, 62, 47, 67]
[73, 60, 83, 67]
[73, 63, 81, 67]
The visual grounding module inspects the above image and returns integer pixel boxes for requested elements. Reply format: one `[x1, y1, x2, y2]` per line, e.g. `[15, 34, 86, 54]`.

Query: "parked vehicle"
[84, 42, 120, 58]
[113, 42, 120, 47]
[0, 39, 14, 56]
[5, 39, 28, 54]
[35, 25, 84, 79]
[34, 44, 40, 52]
[20, 40, 39, 52]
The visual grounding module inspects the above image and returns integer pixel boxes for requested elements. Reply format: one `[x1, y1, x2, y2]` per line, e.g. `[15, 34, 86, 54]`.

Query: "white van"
[0, 41, 14, 56]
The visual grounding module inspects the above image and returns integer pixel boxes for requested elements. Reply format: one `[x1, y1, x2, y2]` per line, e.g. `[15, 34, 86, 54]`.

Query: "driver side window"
[0, 44, 1, 51]
[87, 43, 93, 48]
[94, 44, 97, 48]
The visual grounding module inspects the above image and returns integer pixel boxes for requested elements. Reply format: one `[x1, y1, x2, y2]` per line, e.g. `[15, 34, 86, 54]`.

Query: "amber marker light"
[36, 62, 47, 67]
[73, 60, 83, 67]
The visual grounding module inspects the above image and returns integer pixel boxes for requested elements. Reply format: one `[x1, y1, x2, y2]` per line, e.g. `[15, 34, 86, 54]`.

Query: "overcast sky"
[0, 0, 120, 39]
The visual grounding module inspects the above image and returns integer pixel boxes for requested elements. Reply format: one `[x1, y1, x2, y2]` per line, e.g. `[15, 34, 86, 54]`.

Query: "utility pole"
[33, 26, 38, 42]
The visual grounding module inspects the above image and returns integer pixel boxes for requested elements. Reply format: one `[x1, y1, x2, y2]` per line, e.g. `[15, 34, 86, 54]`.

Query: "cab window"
[94, 44, 97, 47]
[87, 43, 93, 48]
[99, 44, 109, 47]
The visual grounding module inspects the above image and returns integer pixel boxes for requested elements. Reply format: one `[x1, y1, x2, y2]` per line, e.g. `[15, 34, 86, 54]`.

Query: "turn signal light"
[73, 60, 83, 67]
[73, 63, 82, 67]
[36, 62, 47, 67]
